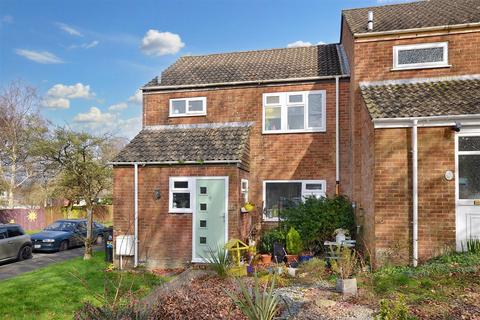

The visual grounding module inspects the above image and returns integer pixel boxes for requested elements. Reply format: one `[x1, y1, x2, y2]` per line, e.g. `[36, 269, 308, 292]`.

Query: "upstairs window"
[263, 91, 326, 134]
[393, 42, 449, 70]
[169, 97, 206, 117]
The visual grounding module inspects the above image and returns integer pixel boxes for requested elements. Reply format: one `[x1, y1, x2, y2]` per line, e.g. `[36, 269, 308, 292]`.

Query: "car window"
[7, 226, 23, 238]
[0, 228, 7, 239]
[76, 222, 87, 232]
[94, 222, 104, 229]
[45, 221, 77, 231]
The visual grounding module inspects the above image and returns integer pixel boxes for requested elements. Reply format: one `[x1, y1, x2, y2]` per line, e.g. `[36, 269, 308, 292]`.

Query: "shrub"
[258, 228, 285, 254]
[286, 227, 303, 255]
[75, 302, 149, 320]
[374, 296, 416, 320]
[226, 273, 280, 320]
[298, 258, 327, 283]
[330, 246, 358, 279]
[202, 245, 231, 278]
[279, 196, 354, 253]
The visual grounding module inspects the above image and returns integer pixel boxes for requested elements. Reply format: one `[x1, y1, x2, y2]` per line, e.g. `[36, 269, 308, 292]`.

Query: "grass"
[359, 251, 480, 317]
[0, 252, 165, 320]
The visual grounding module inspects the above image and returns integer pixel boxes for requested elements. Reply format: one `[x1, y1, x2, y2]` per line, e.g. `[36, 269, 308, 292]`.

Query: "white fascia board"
[373, 114, 480, 129]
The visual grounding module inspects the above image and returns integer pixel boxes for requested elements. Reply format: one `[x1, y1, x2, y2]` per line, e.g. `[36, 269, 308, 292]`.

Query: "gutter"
[412, 120, 418, 267]
[373, 114, 480, 129]
[141, 75, 350, 91]
[134, 163, 139, 268]
[110, 160, 242, 166]
[354, 22, 480, 38]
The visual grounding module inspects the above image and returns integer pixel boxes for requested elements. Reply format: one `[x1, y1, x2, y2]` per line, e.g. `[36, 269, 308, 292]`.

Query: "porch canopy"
[360, 75, 480, 121]
[112, 122, 251, 169]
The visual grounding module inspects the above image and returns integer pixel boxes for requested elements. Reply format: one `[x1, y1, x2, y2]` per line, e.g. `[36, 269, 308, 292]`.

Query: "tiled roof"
[360, 76, 480, 119]
[144, 44, 346, 88]
[343, 0, 480, 34]
[112, 123, 251, 164]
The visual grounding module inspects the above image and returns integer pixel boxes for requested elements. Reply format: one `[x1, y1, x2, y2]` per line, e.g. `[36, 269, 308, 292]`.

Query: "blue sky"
[0, 0, 408, 139]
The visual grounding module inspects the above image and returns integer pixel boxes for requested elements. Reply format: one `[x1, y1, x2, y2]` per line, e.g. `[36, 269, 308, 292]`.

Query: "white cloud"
[128, 90, 142, 105]
[69, 40, 99, 50]
[42, 83, 94, 109]
[41, 97, 70, 109]
[56, 22, 83, 37]
[287, 40, 326, 48]
[15, 49, 64, 64]
[141, 30, 184, 56]
[0, 15, 13, 25]
[108, 102, 128, 112]
[74, 107, 141, 139]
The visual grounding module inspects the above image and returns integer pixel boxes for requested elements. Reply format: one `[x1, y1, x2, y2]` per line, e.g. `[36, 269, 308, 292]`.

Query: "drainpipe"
[412, 120, 419, 267]
[335, 76, 340, 195]
[134, 163, 139, 268]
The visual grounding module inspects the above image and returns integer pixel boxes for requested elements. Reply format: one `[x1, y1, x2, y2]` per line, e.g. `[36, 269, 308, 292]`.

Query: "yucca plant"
[226, 273, 280, 320]
[202, 244, 231, 278]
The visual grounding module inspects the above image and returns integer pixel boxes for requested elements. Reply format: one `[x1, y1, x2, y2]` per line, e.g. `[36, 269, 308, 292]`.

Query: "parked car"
[31, 219, 105, 252]
[0, 224, 33, 263]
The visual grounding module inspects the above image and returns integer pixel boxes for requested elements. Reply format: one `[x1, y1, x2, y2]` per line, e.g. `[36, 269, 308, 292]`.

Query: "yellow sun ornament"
[27, 210, 37, 222]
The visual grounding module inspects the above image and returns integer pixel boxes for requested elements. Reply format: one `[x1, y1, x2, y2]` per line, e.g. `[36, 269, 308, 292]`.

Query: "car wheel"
[18, 245, 33, 261]
[59, 240, 68, 252]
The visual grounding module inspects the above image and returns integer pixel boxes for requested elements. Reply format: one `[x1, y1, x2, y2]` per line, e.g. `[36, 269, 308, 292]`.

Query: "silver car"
[0, 224, 32, 263]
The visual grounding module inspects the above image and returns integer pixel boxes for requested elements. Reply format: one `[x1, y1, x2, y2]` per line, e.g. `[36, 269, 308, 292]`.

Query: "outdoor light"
[154, 189, 161, 200]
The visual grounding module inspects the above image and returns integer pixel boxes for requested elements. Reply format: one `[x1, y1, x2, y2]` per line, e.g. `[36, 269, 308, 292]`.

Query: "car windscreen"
[45, 221, 77, 232]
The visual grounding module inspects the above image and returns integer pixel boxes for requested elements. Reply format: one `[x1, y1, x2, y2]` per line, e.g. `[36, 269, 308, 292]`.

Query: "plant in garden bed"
[297, 258, 328, 284]
[330, 245, 359, 295]
[279, 196, 355, 254]
[202, 244, 231, 278]
[374, 296, 417, 320]
[258, 228, 285, 264]
[227, 273, 280, 320]
[285, 227, 302, 264]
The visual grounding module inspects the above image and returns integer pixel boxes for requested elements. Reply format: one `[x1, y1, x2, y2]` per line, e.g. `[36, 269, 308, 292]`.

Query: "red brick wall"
[342, 26, 480, 265]
[143, 81, 351, 226]
[113, 164, 247, 268]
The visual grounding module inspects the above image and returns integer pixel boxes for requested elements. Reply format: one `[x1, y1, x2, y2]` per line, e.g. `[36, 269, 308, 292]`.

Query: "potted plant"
[258, 229, 285, 265]
[333, 228, 349, 243]
[285, 227, 302, 264]
[330, 245, 358, 296]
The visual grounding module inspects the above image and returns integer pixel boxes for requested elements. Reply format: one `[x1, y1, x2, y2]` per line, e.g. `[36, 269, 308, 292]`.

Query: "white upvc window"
[241, 179, 249, 202]
[169, 97, 207, 117]
[169, 177, 194, 213]
[262, 180, 326, 221]
[262, 90, 326, 134]
[393, 42, 449, 70]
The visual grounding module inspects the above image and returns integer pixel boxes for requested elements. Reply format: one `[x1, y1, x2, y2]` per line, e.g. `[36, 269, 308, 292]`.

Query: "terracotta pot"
[285, 254, 298, 263]
[260, 254, 272, 264]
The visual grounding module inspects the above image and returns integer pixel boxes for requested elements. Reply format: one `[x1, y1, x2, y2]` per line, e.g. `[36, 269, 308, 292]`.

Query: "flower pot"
[285, 254, 298, 264]
[287, 267, 298, 277]
[336, 278, 357, 296]
[260, 254, 272, 264]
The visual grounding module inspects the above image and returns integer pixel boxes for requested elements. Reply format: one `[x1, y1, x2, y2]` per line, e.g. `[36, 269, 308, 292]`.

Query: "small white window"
[169, 177, 193, 213]
[393, 42, 449, 70]
[241, 179, 249, 202]
[169, 97, 206, 117]
[263, 91, 326, 134]
[263, 180, 326, 221]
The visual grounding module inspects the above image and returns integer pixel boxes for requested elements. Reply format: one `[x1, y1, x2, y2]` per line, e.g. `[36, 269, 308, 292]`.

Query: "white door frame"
[455, 127, 480, 251]
[191, 176, 229, 263]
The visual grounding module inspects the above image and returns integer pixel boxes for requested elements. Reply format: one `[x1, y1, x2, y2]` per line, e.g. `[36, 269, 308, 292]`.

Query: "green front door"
[194, 178, 227, 262]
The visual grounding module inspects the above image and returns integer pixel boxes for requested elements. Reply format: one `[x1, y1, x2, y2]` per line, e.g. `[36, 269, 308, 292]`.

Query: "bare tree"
[0, 81, 47, 208]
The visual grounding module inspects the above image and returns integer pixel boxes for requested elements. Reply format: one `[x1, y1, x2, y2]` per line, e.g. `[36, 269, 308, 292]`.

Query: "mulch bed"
[151, 275, 248, 320]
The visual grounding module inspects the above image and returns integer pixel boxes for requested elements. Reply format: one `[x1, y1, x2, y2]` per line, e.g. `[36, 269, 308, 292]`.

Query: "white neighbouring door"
[456, 129, 480, 251]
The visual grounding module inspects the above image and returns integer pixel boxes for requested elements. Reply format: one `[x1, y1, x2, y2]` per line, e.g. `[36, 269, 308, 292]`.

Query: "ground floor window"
[169, 177, 193, 213]
[263, 180, 326, 221]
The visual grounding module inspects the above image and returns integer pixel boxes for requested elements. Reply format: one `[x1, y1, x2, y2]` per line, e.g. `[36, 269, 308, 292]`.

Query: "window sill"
[262, 129, 326, 135]
[168, 211, 192, 214]
[169, 114, 206, 118]
[391, 64, 451, 72]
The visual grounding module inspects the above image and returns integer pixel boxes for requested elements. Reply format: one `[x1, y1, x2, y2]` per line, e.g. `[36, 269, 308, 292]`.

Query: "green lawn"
[0, 252, 165, 320]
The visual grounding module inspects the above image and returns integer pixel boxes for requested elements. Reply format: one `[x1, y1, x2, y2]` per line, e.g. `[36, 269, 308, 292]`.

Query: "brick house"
[113, 0, 480, 268]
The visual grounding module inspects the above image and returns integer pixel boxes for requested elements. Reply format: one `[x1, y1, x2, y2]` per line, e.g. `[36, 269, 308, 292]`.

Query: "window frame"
[392, 42, 449, 71]
[169, 97, 207, 117]
[169, 177, 194, 213]
[262, 179, 326, 221]
[262, 90, 326, 134]
[241, 179, 249, 202]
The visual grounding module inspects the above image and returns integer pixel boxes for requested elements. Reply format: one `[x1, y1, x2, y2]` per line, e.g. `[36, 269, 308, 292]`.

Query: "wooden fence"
[0, 205, 113, 231]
